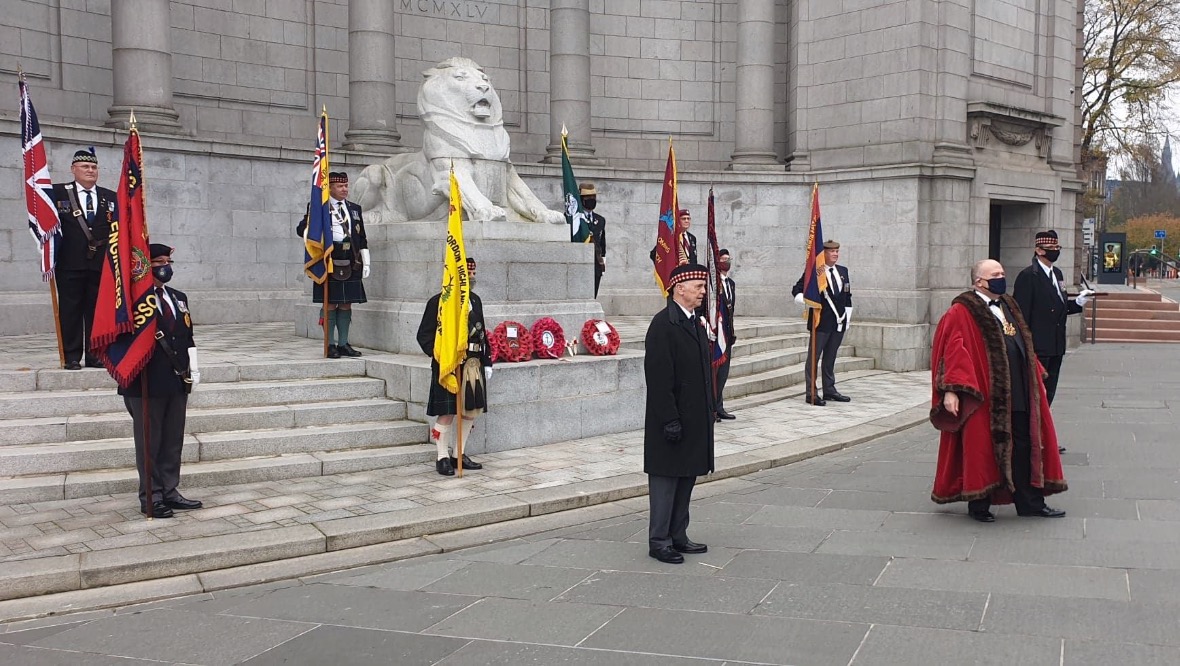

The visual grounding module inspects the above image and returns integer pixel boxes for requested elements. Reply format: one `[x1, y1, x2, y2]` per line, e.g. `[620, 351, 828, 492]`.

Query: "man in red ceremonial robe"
[930, 259, 1067, 522]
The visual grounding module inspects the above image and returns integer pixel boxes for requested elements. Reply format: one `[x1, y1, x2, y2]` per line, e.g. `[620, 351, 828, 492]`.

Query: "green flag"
[561, 131, 592, 243]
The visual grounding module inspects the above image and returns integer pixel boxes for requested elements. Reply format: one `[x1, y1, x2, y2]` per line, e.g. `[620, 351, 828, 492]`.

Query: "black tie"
[157, 288, 175, 328]
[989, 300, 1001, 308]
[84, 190, 95, 224]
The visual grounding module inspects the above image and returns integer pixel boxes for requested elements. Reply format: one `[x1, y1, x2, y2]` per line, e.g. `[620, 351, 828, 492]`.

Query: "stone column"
[106, 0, 182, 133]
[543, 0, 602, 165]
[729, 0, 779, 170]
[342, 0, 406, 153]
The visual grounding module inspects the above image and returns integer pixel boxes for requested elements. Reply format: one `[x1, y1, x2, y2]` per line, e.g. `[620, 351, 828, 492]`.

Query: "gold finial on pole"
[561, 123, 568, 138]
[128, 109, 138, 131]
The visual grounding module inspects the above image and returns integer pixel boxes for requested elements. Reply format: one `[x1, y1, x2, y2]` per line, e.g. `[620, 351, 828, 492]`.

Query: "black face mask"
[153, 265, 174, 283]
[581, 197, 596, 210]
[983, 276, 1006, 296]
[1042, 249, 1060, 263]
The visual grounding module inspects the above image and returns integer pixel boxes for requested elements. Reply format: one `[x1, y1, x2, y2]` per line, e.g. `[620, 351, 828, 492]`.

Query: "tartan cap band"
[72, 148, 97, 165]
[328, 171, 348, 184]
[1035, 229, 1059, 249]
[668, 263, 708, 288]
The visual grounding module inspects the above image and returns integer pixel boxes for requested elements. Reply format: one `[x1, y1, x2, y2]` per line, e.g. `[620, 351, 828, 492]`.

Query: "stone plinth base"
[364, 352, 645, 453]
[843, 322, 931, 372]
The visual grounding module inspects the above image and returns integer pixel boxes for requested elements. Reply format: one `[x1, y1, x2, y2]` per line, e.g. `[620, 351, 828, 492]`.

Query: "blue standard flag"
[800, 182, 828, 311]
[303, 108, 333, 283]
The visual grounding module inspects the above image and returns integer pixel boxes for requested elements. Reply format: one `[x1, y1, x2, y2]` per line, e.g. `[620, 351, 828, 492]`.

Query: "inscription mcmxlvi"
[397, 0, 498, 23]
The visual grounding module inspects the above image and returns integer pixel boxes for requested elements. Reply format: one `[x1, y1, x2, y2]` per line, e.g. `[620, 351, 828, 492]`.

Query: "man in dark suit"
[296, 172, 371, 359]
[791, 240, 853, 405]
[416, 256, 491, 477]
[715, 249, 737, 421]
[644, 263, 715, 564]
[51, 148, 118, 370]
[1013, 230, 1094, 454]
[580, 183, 607, 298]
[650, 209, 698, 265]
[122, 244, 202, 518]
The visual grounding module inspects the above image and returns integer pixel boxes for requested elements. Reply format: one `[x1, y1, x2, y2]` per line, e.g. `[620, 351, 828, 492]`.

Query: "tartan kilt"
[311, 271, 366, 304]
[426, 357, 488, 417]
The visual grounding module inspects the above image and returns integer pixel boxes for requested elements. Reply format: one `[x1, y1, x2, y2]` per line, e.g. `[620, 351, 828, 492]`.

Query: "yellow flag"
[434, 170, 470, 394]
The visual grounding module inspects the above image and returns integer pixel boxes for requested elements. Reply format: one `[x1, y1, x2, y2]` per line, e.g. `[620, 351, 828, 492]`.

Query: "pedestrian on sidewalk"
[122, 244, 203, 518]
[296, 171, 370, 359]
[1013, 229, 1094, 454]
[715, 249, 737, 421]
[930, 258, 1067, 523]
[791, 240, 853, 405]
[416, 256, 489, 477]
[643, 263, 714, 564]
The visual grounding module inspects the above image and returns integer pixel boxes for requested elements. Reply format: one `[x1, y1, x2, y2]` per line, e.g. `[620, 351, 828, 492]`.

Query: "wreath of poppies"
[490, 320, 534, 362]
[530, 317, 566, 359]
[581, 319, 621, 356]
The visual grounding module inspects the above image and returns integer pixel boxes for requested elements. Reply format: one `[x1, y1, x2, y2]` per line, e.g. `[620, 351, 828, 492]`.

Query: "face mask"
[1042, 249, 1060, 263]
[719, 261, 731, 272]
[984, 276, 1006, 295]
[581, 197, 596, 210]
[152, 264, 173, 283]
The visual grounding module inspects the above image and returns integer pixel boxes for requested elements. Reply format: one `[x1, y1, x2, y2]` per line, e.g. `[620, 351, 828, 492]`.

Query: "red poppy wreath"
[581, 319, 620, 356]
[490, 321, 533, 362]
[530, 317, 566, 359]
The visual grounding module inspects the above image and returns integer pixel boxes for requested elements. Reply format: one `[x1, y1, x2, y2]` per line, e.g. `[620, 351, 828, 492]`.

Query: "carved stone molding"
[966, 102, 1064, 160]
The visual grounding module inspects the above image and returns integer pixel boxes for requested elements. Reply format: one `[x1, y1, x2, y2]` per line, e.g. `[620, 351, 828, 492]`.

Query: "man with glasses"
[51, 148, 117, 369]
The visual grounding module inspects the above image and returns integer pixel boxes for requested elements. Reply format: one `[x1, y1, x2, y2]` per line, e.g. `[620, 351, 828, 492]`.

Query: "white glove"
[794, 293, 804, 305]
[484, 366, 493, 381]
[360, 249, 371, 279]
[188, 348, 201, 387]
[1075, 289, 1095, 307]
[844, 307, 853, 325]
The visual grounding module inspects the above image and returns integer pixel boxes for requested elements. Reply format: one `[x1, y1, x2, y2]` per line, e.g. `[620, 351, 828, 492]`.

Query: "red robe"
[929, 292, 1067, 504]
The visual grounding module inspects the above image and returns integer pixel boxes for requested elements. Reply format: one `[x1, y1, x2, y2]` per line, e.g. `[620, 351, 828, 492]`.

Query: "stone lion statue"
[353, 57, 565, 226]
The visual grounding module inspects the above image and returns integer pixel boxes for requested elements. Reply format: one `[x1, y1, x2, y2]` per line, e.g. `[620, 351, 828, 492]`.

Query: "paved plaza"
[1, 341, 1178, 664]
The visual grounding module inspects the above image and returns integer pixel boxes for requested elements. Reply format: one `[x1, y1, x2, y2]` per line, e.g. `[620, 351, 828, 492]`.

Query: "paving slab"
[423, 560, 594, 601]
[557, 570, 776, 613]
[241, 626, 468, 666]
[424, 597, 621, 646]
[875, 558, 1130, 601]
[849, 624, 1062, 665]
[755, 582, 988, 631]
[982, 594, 1180, 647]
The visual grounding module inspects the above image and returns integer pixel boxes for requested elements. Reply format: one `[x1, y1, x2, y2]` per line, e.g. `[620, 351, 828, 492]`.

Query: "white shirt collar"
[674, 301, 695, 319]
[75, 182, 95, 195]
[1037, 258, 1056, 279]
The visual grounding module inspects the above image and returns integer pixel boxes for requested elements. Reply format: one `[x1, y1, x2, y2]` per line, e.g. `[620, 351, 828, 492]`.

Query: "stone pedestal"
[295, 220, 604, 354]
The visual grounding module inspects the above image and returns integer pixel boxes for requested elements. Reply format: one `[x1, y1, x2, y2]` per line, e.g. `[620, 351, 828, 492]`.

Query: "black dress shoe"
[823, 392, 851, 402]
[164, 496, 202, 510]
[717, 410, 736, 420]
[140, 501, 174, 519]
[326, 345, 340, 359]
[449, 454, 482, 470]
[968, 510, 996, 523]
[85, 358, 103, 369]
[672, 540, 708, 554]
[339, 344, 362, 357]
[1018, 506, 1066, 518]
[64, 361, 82, 370]
[805, 395, 826, 406]
[436, 457, 455, 476]
[648, 546, 685, 564]
[1058, 446, 1067, 454]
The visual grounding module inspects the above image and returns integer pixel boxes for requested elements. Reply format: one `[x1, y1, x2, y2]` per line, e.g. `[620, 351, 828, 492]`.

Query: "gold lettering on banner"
[397, 0, 494, 21]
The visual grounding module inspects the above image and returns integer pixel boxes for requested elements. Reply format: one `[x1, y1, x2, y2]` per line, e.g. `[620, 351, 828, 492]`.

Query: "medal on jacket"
[1003, 321, 1016, 337]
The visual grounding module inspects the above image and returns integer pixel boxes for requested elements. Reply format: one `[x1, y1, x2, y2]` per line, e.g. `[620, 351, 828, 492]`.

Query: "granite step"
[0, 444, 437, 504]
[0, 398, 406, 447]
[1085, 308, 1180, 321]
[0, 358, 367, 393]
[727, 344, 855, 380]
[726, 368, 891, 411]
[725, 356, 877, 399]
[1080, 318, 1180, 331]
[1093, 299, 1174, 311]
[0, 420, 426, 476]
[1089, 328, 1180, 342]
[0, 376, 388, 419]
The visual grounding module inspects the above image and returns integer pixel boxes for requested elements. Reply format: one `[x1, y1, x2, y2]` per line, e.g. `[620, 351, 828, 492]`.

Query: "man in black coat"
[644, 263, 715, 564]
[791, 240, 853, 405]
[580, 183, 607, 298]
[51, 148, 118, 369]
[715, 249, 737, 420]
[1013, 230, 1094, 454]
[416, 257, 491, 477]
[121, 244, 202, 518]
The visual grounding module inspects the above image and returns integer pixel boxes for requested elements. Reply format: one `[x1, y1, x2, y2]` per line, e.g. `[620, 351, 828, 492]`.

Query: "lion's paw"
[471, 205, 508, 222]
[536, 209, 567, 225]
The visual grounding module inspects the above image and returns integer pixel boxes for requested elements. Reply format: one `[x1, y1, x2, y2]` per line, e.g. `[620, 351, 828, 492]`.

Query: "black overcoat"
[643, 301, 715, 477]
[1012, 259, 1083, 357]
[416, 291, 492, 416]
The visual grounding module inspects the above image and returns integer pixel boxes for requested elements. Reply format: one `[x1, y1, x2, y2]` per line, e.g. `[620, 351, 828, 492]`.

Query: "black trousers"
[125, 393, 188, 507]
[1037, 354, 1063, 405]
[648, 474, 696, 550]
[968, 410, 1046, 515]
[805, 328, 844, 395]
[594, 265, 603, 298]
[715, 355, 731, 411]
[56, 269, 101, 364]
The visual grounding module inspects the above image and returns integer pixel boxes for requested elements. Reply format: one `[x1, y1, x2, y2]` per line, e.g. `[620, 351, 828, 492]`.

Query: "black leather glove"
[663, 419, 683, 443]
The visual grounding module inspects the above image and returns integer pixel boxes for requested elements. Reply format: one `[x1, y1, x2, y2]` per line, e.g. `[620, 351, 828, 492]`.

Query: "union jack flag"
[19, 71, 59, 280]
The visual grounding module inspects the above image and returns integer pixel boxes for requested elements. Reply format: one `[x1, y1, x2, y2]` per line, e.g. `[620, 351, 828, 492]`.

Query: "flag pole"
[808, 309, 818, 404]
[455, 366, 464, 478]
[322, 269, 330, 357]
[140, 373, 154, 520]
[49, 276, 66, 368]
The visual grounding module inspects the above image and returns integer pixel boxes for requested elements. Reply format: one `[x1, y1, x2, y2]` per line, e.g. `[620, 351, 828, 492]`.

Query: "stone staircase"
[613, 317, 878, 408]
[0, 359, 432, 504]
[1083, 291, 1180, 342]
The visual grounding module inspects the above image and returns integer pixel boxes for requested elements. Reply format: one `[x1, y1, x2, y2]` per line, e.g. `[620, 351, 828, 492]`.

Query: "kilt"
[312, 270, 367, 304]
[426, 357, 488, 417]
